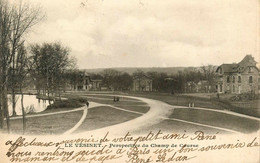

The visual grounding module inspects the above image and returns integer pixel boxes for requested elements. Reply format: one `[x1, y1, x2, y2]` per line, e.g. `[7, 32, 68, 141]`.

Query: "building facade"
[73, 71, 91, 91]
[216, 55, 259, 94]
[132, 75, 152, 91]
[186, 80, 213, 93]
[90, 79, 102, 91]
[66, 71, 102, 91]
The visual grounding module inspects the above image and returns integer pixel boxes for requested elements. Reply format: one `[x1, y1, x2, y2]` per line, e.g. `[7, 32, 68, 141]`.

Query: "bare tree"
[102, 69, 121, 90]
[30, 42, 75, 101]
[0, 0, 14, 132]
[16, 44, 31, 134]
[132, 69, 146, 91]
[9, 0, 43, 116]
[201, 65, 217, 92]
[0, 0, 43, 132]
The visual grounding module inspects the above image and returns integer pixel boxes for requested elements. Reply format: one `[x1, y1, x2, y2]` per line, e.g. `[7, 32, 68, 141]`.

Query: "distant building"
[73, 71, 91, 91]
[186, 80, 213, 93]
[67, 71, 102, 91]
[186, 81, 197, 93]
[216, 55, 259, 94]
[132, 74, 152, 91]
[90, 79, 102, 91]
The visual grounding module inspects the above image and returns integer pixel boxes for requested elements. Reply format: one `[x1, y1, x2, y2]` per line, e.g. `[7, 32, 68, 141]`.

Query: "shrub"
[46, 99, 83, 110]
[66, 96, 88, 103]
[230, 92, 259, 101]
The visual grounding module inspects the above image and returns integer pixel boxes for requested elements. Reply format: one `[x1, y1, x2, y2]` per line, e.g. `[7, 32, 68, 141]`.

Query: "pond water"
[8, 95, 52, 116]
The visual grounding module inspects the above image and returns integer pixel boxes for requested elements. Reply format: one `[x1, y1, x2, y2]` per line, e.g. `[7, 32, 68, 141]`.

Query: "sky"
[25, 0, 259, 69]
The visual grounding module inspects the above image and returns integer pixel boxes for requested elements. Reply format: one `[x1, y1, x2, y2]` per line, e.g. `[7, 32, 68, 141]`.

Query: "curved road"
[74, 94, 260, 136]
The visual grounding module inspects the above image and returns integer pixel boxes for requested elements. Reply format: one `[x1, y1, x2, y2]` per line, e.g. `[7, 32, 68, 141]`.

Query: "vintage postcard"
[0, 0, 259, 162]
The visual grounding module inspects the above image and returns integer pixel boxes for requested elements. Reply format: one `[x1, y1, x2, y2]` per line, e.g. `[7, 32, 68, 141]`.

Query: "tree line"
[83, 65, 216, 93]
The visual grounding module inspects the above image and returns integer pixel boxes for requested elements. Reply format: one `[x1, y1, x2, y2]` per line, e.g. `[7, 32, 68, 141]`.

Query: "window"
[220, 84, 222, 92]
[249, 67, 253, 73]
[249, 76, 253, 83]
[233, 85, 235, 93]
[219, 68, 222, 74]
[238, 76, 241, 83]
[232, 76, 235, 83]
[227, 76, 230, 83]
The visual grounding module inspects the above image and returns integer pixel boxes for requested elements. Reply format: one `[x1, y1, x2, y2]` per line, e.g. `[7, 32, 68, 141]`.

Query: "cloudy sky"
[25, 0, 259, 69]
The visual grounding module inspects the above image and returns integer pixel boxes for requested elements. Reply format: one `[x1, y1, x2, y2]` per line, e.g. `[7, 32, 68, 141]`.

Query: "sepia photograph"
[0, 0, 259, 162]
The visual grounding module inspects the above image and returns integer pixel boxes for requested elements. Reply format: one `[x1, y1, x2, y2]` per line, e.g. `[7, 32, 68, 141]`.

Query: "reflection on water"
[8, 95, 52, 116]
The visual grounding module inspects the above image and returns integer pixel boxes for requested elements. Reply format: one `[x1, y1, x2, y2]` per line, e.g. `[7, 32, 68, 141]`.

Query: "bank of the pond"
[7, 95, 50, 116]
[45, 96, 88, 110]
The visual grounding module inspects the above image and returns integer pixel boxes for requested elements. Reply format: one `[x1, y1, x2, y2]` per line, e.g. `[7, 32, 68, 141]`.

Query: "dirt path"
[76, 95, 174, 135]
[75, 94, 259, 136]
[63, 102, 103, 135]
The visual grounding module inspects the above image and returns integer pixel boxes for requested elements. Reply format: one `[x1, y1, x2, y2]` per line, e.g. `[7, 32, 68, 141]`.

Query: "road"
[73, 94, 260, 136]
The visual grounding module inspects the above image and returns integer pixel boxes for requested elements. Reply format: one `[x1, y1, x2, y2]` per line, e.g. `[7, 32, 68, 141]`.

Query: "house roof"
[238, 55, 257, 67]
[217, 55, 259, 73]
[220, 64, 238, 73]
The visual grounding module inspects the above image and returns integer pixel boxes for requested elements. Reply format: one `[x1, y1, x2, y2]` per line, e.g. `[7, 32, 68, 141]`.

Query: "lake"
[8, 95, 52, 116]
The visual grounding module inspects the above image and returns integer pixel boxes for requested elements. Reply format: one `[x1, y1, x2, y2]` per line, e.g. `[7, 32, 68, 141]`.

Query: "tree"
[200, 65, 217, 92]
[15, 43, 30, 134]
[29, 42, 75, 99]
[89, 73, 103, 80]
[102, 69, 121, 90]
[132, 69, 145, 79]
[0, 0, 43, 131]
[118, 73, 132, 91]
[9, 0, 43, 117]
[63, 69, 82, 91]
[0, 0, 12, 131]
[132, 69, 146, 91]
[146, 71, 168, 91]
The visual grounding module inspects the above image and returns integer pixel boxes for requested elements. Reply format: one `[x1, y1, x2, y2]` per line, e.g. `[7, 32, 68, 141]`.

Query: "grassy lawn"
[28, 106, 82, 114]
[65, 93, 142, 102]
[63, 92, 147, 106]
[90, 98, 145, 105]
[128, 92, 221, 109]
[113, 104, 149, 113]
[66, 93, 150, 113]
[4, 110, 83, 135]
[75, 106, 141, 133]
[1, 93, 149, 135]
[170, 108, 259, 133]
[3, 103, 146, 135]
[3, 91, 257, 135]
[127, 92, 260, 118]
[134, 119, 230, 135]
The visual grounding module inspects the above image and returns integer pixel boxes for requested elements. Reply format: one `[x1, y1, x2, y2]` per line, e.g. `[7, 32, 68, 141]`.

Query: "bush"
[66, 96, 88, 103]
[230, 92, 259, 101]
[46, 99, 83, 110]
